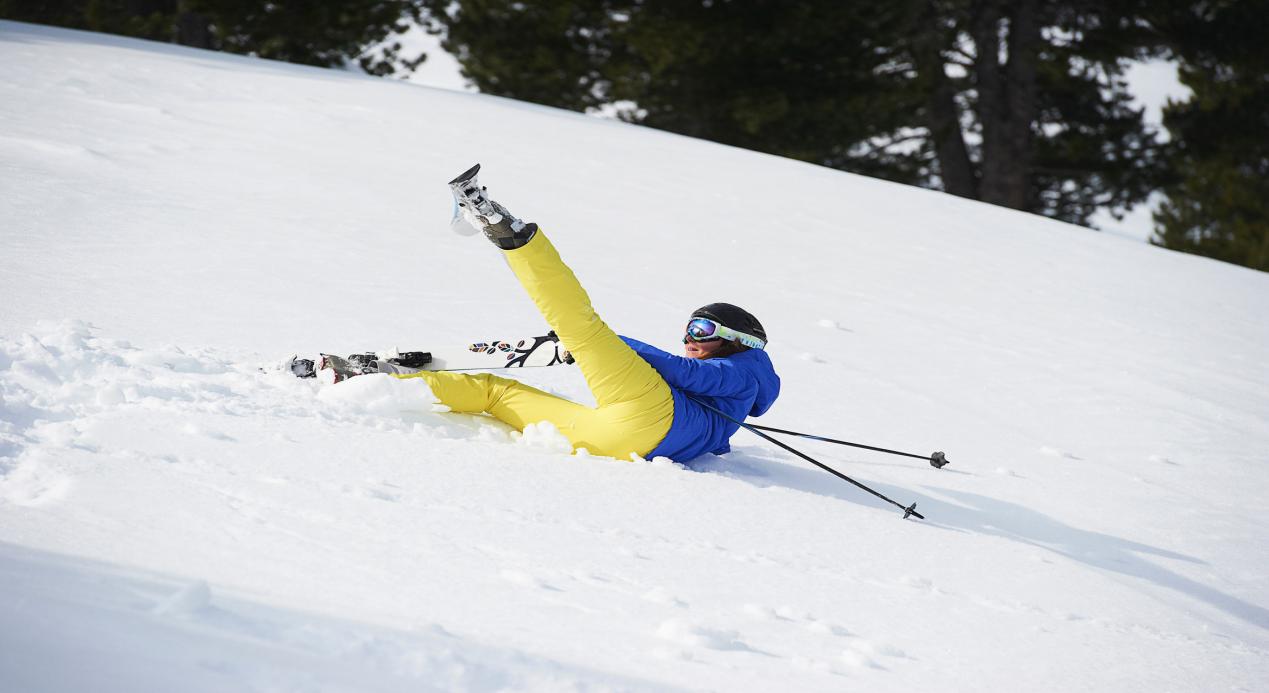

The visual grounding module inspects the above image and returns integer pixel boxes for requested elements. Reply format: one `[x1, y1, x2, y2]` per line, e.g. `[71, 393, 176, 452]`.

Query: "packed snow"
[2, 20, 1267, 692]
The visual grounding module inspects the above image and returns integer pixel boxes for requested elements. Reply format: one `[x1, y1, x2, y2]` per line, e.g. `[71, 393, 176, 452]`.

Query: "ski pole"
[687, 397, 924, 520]
[744, 424, 949, 469]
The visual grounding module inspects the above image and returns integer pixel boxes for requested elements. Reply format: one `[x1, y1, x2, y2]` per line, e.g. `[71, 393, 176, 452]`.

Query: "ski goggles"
[683, 318, 766, 350]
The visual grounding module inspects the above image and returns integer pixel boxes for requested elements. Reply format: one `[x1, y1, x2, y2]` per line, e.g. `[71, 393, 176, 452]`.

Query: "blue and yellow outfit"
[398, 230, 780, 462]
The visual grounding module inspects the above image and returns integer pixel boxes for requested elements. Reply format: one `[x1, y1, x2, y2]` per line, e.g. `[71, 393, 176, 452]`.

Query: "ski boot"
[315, 353, 377, 383]
[448, 163, 538, 250]
[277, 354, 317, 378]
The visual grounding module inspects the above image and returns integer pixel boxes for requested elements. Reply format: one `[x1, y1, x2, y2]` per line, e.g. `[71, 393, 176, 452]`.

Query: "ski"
[275, 331, 574, 382]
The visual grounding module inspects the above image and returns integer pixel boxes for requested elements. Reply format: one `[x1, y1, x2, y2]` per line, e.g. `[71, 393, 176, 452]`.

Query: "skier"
[394, 165, 780, 463]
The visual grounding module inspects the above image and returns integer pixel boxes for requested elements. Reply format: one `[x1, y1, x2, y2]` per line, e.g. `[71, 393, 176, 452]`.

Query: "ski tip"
[448, 163, 481, 186]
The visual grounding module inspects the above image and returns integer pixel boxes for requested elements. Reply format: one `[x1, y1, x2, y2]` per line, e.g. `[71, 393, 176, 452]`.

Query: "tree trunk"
[913, 10, 977, 199]
[971, 0, 1039, 211]
[971, 0, 1010, 207]
[174, 3, 212, 49]
[926, 60, 979, 199]
[1002, 0, 1040, 210]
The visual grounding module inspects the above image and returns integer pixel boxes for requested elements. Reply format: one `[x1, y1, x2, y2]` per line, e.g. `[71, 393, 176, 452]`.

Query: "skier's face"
[684, 337, 727, 359]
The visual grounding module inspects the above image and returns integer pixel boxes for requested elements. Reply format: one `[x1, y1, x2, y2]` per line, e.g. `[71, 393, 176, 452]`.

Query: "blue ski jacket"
[621, 337, 780, 462]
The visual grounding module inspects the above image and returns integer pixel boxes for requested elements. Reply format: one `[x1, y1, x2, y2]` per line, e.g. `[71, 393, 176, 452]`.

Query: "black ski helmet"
[691, 303, 767, 345]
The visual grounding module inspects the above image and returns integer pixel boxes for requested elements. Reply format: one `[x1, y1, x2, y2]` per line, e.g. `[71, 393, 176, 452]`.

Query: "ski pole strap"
[745, 424, 950, 469]
[686, 397, 924, 520]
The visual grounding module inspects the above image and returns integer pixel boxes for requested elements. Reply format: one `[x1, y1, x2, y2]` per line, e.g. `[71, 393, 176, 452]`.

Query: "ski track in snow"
[2, 20, 1268, 692]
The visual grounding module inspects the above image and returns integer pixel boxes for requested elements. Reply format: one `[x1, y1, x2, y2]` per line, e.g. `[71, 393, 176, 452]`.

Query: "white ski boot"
[448, 163, 538, 249]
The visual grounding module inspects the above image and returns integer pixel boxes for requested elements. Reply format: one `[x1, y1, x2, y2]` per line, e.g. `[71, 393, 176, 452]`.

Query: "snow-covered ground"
[2, 21, 1267, 692]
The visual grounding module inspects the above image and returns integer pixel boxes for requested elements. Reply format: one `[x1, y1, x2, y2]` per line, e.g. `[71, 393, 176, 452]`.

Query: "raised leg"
[502, 232, 671, 408]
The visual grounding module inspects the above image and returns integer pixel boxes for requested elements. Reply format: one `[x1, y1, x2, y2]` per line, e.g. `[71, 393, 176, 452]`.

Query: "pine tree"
[1151, 1, 1269, 272]
[908, 0, 1166, 222]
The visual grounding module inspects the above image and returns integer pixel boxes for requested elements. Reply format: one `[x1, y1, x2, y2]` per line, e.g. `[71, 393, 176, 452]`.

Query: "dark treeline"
[433, 1, 1162, 226]
[1149, 2, 1268, 271]
[420, 0, 1266, 271]
[0, 1, 426, 75]
[4, 1, 1265, 271]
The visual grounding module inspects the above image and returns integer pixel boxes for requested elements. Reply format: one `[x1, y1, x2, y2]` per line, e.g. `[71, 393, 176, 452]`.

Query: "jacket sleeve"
[621, 337, 757, 397]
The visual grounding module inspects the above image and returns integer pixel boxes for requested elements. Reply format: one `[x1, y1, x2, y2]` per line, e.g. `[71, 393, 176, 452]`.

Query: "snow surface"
[2, 20, 1267, 692]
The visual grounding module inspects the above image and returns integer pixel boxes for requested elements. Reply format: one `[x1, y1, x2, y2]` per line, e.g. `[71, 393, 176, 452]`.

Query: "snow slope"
[2, 20, 1267, 692]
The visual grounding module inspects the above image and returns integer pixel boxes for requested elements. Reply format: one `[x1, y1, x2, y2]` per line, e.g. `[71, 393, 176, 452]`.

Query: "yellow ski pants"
[396, 231, 675, 459]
